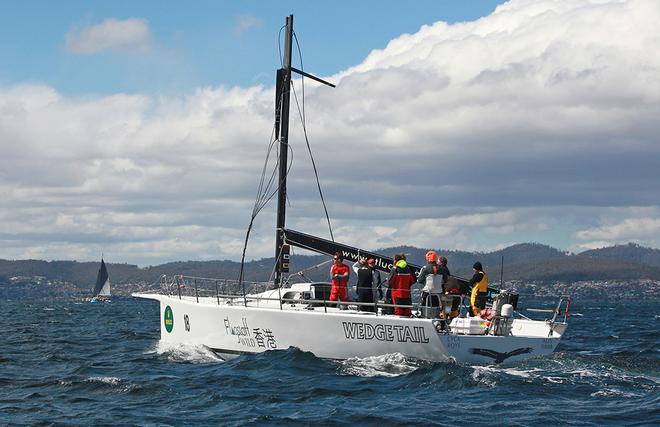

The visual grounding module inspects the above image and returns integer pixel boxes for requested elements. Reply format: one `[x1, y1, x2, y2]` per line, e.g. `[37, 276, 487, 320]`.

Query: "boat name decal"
[341, 322, 429, 344]
[469, 347, 533, 364]
[223, 317, 277, 349]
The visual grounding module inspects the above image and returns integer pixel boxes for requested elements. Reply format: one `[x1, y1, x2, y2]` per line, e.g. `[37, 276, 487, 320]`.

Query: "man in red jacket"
[329, 252, 350, 305]
[388, 254, 416, 316]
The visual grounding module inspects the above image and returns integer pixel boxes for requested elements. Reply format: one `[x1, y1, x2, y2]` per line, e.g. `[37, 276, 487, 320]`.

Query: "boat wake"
[338, 353, 426, 377]
[470, 365, 564, 388]
[150, 341, 222, 364]
[469, 351, 659, 398]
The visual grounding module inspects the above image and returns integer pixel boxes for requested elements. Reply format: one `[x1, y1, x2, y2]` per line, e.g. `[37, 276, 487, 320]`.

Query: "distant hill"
[495, 256, 660, 282]
[0, 258, 282, 288]
[579, 243, 660, 269]
[2, 242, 660, 289]
[373, 242, 567, 270]
[0, 259, 141, 286]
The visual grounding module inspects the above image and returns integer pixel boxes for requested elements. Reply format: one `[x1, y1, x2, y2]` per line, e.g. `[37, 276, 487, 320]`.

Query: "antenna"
[500, 255, 504, 287]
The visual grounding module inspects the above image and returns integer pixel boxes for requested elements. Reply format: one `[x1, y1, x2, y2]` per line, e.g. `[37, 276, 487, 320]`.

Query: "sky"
[1, 0, 659, 266]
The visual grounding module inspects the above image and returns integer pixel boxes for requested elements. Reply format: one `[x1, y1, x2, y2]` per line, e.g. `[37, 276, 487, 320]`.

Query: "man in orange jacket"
[329, 252, 350, 305]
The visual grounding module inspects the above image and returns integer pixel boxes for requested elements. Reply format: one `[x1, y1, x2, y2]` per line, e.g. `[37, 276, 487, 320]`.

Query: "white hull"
[134, 288, 566, 365]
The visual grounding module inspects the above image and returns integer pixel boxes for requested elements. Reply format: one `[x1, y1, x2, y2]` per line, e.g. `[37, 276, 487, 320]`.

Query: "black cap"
[473, 262, 482, 271]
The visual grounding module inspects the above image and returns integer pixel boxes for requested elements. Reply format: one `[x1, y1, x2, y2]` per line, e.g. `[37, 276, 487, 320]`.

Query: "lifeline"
[342, 322, 430, 343]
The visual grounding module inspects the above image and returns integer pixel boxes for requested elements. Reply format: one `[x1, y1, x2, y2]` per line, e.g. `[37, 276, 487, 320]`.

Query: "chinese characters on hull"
[224, 317, 278, 349]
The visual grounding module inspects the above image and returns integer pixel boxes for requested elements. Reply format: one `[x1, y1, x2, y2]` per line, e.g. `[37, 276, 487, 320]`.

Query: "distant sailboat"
[90, 258, 111, 302]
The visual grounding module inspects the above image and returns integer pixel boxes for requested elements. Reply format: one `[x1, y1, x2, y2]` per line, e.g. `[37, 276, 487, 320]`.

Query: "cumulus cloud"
[576, 218, 660, 241]
[2, 0, 660, 265]
[65, 18, 152, 54]
[573, 208, 660, 249]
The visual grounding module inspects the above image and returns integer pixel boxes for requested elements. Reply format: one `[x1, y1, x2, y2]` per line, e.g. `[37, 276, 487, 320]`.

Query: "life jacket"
[470, 271, 489, 314]
[473, 271, 488, 293]
[422, 263, 443, 294]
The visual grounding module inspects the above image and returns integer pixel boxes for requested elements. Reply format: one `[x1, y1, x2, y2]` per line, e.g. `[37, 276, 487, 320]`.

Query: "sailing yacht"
[91, 257, 111, 303]
[133, 15, 569, 365]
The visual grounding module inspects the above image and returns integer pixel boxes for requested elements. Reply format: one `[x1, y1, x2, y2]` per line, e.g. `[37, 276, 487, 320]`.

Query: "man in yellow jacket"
[469, 262, 488, 316]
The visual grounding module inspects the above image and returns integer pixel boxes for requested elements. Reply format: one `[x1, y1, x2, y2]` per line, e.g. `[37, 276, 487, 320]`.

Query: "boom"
[283, 228, 418, 274]
[282, 228, 471, 292]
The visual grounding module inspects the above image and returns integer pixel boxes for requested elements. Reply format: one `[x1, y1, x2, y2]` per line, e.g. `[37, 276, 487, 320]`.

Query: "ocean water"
[1, 293, 658, 426]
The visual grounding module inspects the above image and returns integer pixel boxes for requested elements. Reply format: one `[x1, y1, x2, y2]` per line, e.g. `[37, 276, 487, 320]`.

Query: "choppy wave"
[1, 296, 658, 426]
[150, 341, 222, 364]
[338, 352, 426, 377]
[86, 376, 121, 385]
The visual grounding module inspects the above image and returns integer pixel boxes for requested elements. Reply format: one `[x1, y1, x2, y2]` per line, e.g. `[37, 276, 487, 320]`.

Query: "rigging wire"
[292, 30, 335, 242]
[239, 26, 290, 288]
[237, 117, 294, 288]
[238, 25, 335, 287]
[287, 256, 333, 283]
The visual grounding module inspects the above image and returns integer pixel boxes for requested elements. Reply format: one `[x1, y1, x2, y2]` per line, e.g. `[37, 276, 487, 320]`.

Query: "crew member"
[417, 251, 445, 311]
[330, 252, 350, 306]
[388, 254, 416, 316]
[439, 256, 460, 317]
[353, 258, 375, 312]
[368, 259, 383, 302]
[469, 261, 488, 316]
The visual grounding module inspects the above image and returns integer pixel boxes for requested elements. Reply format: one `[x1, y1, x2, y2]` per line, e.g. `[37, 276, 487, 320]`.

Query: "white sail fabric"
[99, 279, 111, 296]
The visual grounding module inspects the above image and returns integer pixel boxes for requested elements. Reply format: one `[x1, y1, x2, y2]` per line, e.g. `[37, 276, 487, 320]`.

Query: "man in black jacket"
[353, 258, 375, 312]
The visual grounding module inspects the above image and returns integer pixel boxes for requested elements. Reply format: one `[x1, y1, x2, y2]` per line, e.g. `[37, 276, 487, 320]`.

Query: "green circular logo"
[164, 306, 174, 333]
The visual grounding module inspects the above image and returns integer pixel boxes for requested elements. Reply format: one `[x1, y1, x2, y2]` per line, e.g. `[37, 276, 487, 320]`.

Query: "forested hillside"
[579, 243, 660, 268]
